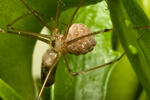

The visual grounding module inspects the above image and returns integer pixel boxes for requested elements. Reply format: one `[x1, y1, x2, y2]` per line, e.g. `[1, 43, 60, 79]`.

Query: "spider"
[0, 0, 128, 99]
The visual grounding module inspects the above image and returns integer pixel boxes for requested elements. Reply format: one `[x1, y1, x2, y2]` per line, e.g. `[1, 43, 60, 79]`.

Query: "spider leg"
[4, 11, 51, 43]
[63, 52, 125, 76]
[55, 0, 62, 28]
[133, 26, 150, 41]
[66, 25, 150, 46]
[136, 29, 148, 41]
[133, 26, 150, 29]
[7, 11, 51, 29]
[0, 28, 50, 44]
[8, 26, 50, 39]
[66, 28, 112, 46]
[37, 52, 61, 100]
[34, 10, 52, 20]
[7, 12, 31, 27]
[20, 0, 53, 31]
[64, 0, 85, 39]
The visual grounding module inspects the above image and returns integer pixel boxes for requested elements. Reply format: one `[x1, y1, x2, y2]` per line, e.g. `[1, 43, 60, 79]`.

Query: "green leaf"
[0, 0, 143, 99]
[0, 0, 102, 99]
[142, 0, 150, 18]
[106, 0, 150, 98]
[0, 0, 58, 99]
[0, 79, 24, 100]
[105, 55, 141, 100]
[53, 1, 140, 100]
[138, 90, 149, 100]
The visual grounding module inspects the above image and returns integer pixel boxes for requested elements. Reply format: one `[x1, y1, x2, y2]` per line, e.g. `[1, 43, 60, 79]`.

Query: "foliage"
[0, 0, 149, 100]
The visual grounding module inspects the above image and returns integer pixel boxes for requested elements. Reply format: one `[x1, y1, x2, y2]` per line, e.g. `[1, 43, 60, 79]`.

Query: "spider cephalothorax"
[51, 33, 64, 52]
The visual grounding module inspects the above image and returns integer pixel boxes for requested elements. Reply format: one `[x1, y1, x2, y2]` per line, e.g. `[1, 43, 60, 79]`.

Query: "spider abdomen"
[66, 23, 96, 55]
[41, 49, 57, 87]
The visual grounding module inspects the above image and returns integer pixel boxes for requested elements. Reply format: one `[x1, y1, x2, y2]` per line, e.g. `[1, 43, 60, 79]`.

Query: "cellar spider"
[0, 0, 128, 99]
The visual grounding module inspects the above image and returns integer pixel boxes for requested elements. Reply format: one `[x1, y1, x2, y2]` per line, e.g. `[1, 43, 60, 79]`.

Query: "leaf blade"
[0, 79, 24, 100]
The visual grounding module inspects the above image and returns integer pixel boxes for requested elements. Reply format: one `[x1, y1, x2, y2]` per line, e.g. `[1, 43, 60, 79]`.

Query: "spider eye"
[51, 40, 56, 47]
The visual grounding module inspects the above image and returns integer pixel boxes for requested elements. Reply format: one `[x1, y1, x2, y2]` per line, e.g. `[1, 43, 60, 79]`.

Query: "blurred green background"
[0, 0, 150, 100]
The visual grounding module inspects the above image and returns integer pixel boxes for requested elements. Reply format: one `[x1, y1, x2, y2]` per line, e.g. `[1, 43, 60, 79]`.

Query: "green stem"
[106, 0, 150, 98]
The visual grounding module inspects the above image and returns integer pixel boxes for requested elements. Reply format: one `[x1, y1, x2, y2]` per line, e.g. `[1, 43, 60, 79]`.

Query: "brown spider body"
[41, 49, 57, 86]
[49, 23, 96, 55]
[41, 23, 97, 86]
